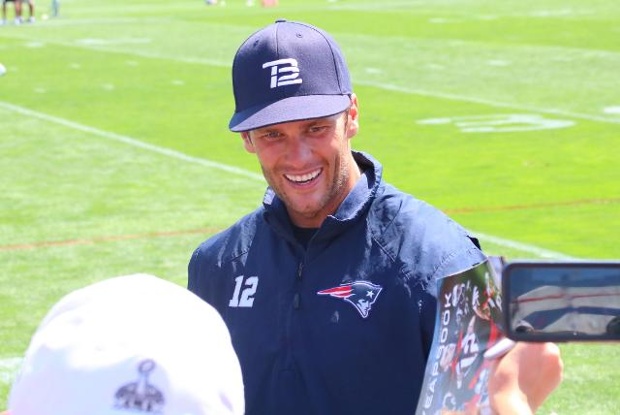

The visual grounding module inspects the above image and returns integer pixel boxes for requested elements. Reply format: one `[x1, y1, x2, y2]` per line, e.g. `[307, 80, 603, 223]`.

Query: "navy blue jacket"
[188, 151, 486, 415]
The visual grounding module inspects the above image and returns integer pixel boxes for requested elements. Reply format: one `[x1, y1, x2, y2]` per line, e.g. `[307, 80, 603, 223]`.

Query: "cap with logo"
[229, 19, 352, 132]
[8, 274, 244, 415]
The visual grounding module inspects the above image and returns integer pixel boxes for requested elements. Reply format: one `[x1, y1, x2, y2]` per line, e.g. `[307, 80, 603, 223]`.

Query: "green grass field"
[1, 0, 619, 412]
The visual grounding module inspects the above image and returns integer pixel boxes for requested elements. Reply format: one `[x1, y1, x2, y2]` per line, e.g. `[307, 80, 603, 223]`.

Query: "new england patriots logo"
[317, 281, 383, 318]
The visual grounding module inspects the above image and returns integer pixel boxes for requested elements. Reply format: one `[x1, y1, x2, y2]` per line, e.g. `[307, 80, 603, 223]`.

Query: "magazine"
[416, 257, 505, 415]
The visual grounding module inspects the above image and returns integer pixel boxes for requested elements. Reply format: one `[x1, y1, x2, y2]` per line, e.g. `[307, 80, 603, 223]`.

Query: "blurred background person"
[1, 0, 22, 25]
[21, 0, 32, 22]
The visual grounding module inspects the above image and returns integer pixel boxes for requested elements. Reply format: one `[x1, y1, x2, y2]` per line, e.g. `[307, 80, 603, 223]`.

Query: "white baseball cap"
[8, 274, 244, 415]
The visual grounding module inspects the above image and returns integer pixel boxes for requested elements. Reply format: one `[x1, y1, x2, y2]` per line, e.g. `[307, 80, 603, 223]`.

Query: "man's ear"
[347, 93, 360, 138]
[241, 132, 256, 153]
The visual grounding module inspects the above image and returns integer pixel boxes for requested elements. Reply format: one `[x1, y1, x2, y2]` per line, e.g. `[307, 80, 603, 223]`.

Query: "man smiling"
[188, 19, 561, 415]
[240, 108, 359, 228]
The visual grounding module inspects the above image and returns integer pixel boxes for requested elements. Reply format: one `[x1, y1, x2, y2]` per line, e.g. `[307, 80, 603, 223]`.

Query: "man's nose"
[286, 135, 313, 162]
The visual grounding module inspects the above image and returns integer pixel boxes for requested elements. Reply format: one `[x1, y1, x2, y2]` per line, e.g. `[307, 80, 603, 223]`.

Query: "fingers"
[524, 343, 563, 411]
[488, 342, 563, 414]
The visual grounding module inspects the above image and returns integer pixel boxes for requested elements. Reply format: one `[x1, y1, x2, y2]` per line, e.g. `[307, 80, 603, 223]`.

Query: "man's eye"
[309, 125, 329, 134]
[260, 132, 282, 141]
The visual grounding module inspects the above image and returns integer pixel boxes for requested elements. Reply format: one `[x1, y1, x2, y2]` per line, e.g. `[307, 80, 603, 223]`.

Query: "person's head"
[229, 20, 360, 228]
[7, 274, 244, 415]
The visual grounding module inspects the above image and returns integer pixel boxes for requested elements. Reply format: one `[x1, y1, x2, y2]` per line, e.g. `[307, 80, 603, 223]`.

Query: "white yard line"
[0, 101, 265, 182]
[359, 80, 620, 125]
[471, 232, 577, 260]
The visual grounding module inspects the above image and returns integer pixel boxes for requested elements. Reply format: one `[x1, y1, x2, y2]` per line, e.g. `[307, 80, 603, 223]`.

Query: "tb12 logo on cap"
[263, 58, 303, 89]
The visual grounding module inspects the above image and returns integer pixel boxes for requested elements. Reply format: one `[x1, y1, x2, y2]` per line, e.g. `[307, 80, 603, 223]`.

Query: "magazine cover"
[416, 258, 505, 415]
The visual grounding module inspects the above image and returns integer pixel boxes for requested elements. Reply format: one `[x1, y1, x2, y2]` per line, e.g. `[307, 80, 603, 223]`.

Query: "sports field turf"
[1, 0, 619, 412]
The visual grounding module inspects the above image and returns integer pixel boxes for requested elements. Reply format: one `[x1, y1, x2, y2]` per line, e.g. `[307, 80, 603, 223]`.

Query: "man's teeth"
[286, 169, 320, 183]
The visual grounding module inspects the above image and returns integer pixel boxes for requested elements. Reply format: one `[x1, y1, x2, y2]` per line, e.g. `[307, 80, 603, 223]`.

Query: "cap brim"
[229, 94, 351, 132]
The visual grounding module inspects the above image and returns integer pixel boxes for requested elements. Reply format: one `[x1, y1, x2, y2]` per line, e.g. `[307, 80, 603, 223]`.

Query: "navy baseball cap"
[229, 19, 353, 132]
